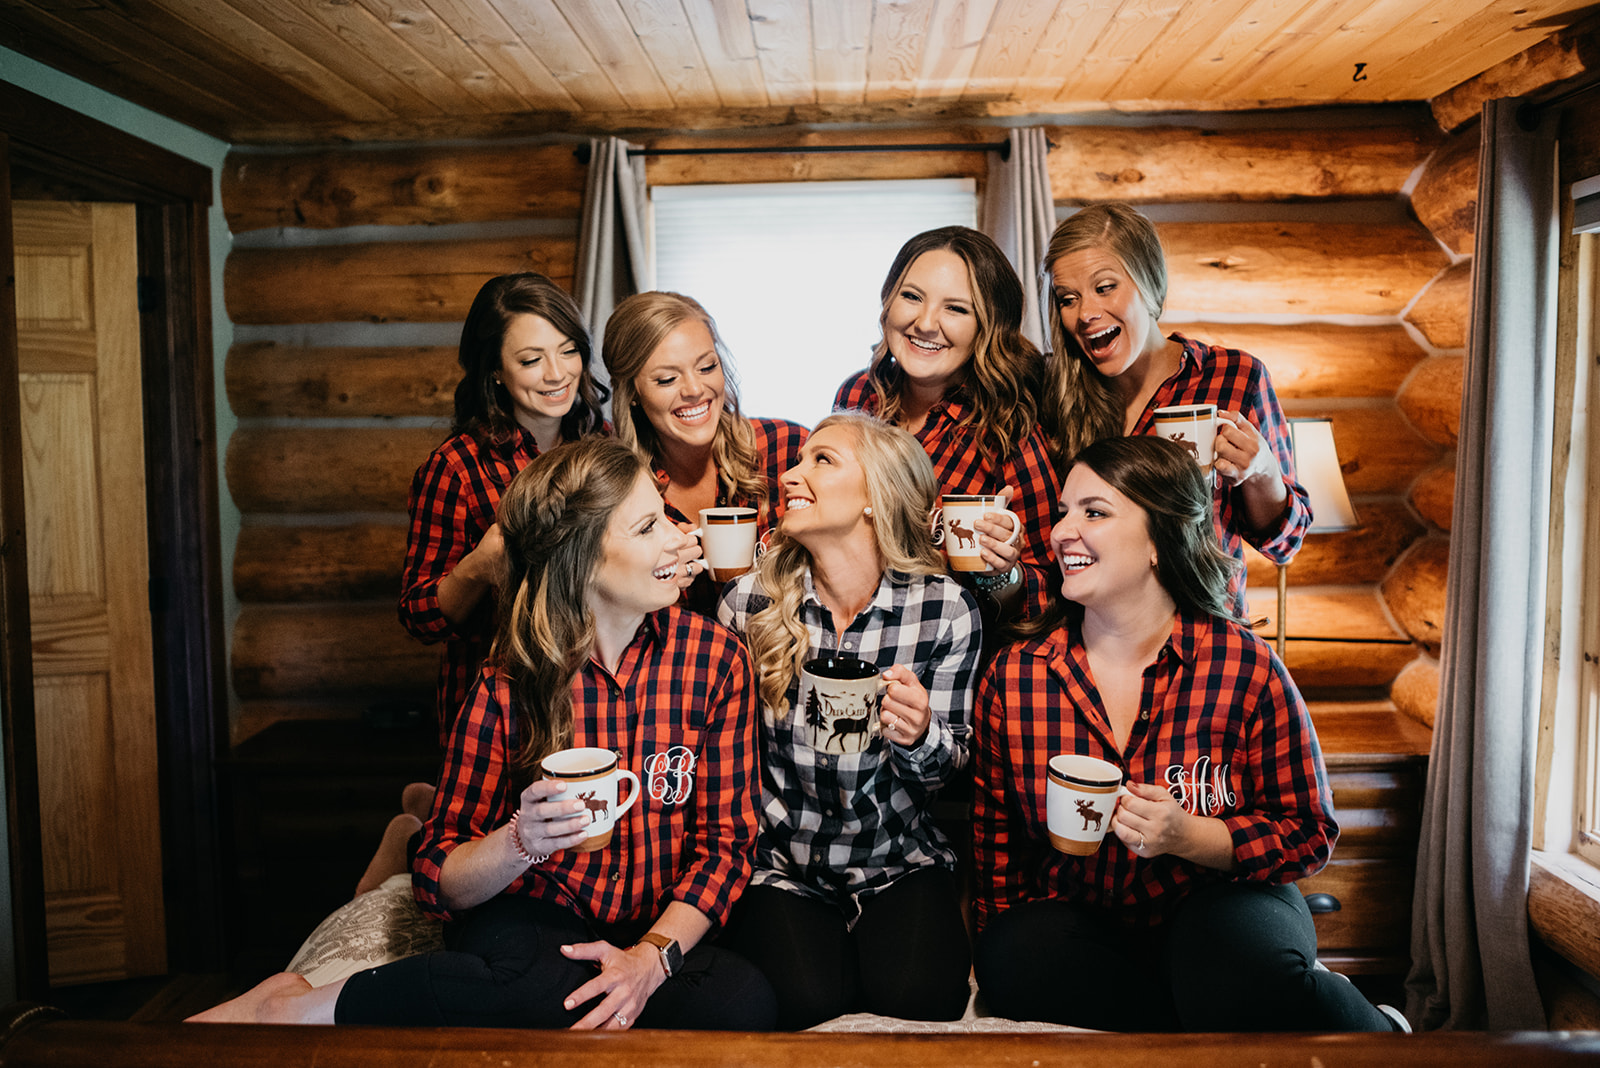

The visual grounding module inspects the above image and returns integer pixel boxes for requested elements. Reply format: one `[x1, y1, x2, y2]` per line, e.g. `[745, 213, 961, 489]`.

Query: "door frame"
[0, 82, 227, 995]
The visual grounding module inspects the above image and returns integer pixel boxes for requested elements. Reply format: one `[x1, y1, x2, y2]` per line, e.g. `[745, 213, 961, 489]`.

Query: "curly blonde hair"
[744, 412, 944, 713]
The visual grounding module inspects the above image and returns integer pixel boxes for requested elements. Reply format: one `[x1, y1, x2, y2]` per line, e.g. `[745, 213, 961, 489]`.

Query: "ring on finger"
[614, 1012, 628, 1027]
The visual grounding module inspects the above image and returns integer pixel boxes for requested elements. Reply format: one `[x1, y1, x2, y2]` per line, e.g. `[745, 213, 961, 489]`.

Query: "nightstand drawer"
[1299, 857, 1415, 965]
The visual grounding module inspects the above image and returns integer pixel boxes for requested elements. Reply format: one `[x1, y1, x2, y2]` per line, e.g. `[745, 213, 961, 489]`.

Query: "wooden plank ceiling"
[6, 0, 1598, 143]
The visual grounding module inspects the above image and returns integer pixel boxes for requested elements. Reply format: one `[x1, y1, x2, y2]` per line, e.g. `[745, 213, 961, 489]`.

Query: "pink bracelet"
[507, 811, 549, 866]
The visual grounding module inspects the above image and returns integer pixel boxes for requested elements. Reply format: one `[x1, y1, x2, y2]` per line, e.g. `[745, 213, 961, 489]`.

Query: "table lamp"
[1277, 418, 1360, 658]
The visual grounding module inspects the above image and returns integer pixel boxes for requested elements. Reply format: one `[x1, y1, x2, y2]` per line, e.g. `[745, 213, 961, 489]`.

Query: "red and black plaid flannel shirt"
[972, 606, 1336, 931]
[1135, 333, 1311, 615]
[412, 606, 760, 930]
[400, 429, 542, 744]
[657, 417, 808, 616]
[833, 372, 1060, 619]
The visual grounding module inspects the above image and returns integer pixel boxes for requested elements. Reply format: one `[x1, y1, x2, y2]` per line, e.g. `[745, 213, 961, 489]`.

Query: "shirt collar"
[799, 567, 912, 622]
[1041, 603, 1203, 670]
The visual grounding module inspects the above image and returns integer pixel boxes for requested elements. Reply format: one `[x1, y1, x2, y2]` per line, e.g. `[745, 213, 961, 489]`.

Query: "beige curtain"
[980, 127, 1054, 351]
[1403, 97, 1557, 1031]
[575, 136, 648, 399]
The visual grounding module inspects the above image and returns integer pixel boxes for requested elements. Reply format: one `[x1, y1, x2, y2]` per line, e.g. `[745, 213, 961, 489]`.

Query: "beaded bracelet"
[507, 810, 550, 866]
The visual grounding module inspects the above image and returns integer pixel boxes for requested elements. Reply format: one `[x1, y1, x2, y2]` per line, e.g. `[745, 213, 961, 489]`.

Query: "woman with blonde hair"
[717, 412, 982, 1029]
[834, 226, 1059, 631]
[605, 291, 807, 613]
[194, 438, 774, 1030]
[1038, 203, 1308, 616]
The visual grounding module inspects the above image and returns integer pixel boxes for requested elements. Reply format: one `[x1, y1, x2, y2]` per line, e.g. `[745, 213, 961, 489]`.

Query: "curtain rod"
[575, 140, 1010, 165]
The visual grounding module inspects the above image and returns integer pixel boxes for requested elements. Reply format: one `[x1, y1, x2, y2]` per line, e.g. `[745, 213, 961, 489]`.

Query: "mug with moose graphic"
[931, 494, 1021, 572]
[800, 656, 884, 755]
[1151, 403, 1217, 482]
[540, 747, 641, 853]
[1045, 754, 1133, 855]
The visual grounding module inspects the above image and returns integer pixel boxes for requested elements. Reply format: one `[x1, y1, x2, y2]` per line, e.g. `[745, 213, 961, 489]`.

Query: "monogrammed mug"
[540, 747, 641, 853]
[1045, 754, 1132, 855]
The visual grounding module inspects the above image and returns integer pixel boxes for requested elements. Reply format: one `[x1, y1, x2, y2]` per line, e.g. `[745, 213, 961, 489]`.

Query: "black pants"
[974, 881, 1392, 1032]
[720, 867, 972, 1030]
[335, 895, 776, 1030]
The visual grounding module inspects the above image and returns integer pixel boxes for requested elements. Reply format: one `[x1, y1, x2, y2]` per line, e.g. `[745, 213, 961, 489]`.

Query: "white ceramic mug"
[932, 494, 1021, 573]
[1152, 403, 1218, 479]
[540, 747, 641, 853]
[1045, 754, 1132, 855]
[698, 506, 760, 582]
[799, 656, 884, 755]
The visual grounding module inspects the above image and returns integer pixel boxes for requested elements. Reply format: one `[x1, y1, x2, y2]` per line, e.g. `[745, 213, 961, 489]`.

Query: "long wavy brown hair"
[492, 437, 646, 779]
[452, 272, 608, 450]
[860, 226, 1043, 461]
[1017, 435, 1239, 640]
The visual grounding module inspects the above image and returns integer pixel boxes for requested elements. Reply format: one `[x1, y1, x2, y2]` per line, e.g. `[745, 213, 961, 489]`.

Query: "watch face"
[662, 939, 684, 977]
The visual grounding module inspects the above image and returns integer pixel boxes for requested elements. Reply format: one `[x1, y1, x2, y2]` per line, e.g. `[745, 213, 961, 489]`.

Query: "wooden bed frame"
[3, 1006, 1598, 1068]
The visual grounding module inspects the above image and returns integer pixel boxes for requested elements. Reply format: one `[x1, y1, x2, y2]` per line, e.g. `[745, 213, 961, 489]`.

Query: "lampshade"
[1288, 418, 1358, 533]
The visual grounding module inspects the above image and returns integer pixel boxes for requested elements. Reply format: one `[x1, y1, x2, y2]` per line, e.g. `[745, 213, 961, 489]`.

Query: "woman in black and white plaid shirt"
[717, 411, 982, 1030]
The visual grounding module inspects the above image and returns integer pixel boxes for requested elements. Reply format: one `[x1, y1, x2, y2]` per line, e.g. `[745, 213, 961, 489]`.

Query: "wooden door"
[13, 200, 165, 984]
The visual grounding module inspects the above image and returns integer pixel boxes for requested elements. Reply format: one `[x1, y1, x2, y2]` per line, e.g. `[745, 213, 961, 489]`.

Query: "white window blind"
[652, 179, 977, 427]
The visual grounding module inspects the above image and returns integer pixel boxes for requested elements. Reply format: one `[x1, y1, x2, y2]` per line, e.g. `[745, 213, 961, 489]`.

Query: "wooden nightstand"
[1299, 701, 1432, 975]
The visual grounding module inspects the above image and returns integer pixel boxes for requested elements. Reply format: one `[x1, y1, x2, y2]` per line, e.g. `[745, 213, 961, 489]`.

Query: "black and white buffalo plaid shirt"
[718, 568, 981, 923]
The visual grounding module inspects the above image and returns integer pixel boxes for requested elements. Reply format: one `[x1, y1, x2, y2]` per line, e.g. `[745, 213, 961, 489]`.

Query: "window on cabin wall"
[1576, 211, 1600, 870]
[652, 179, 977, 427]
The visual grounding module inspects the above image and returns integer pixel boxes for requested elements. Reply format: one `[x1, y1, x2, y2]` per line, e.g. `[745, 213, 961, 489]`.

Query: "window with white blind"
[652, 179, 977, 427]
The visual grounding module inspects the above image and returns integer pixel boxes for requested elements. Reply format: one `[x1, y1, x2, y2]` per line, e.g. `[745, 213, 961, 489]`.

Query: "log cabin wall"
[220, 115, 1467, 742]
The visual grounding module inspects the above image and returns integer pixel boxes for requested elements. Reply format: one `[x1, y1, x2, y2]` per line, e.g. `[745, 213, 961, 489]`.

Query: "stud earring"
[863, 506, 873, 516]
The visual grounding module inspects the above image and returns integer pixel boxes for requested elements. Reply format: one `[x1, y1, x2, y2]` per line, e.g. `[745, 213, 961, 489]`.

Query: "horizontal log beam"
[1431, 10, 1600, 133]
[1047, 125, 1438, 204]
[1405, 260, 1471, 350]
[1306, 405, 1444, 497]
[1410, 128, 1479, 257]
[1411, 464, 1456, 531]
[232, 604, 434, 701]
[1244, 499, 1424, 588]
[224, 235, 577, 324]
[1243, 588, 1409, 643]
[643, 127, 995, 186]
[233, 700, 375, 745]
[1159, 222, 1449, 317]
[1381, 536, 1450, 655]
[223, 144, 586, 232]
[1390, 656, 1440, 730]
[226, 342, 459, 419]
[1398, 356, 1464, 448]
[1178, 323, 1424, 400]
[1279, 639, 1418, 692]
[235, 523, 407, 602]
[226, 427, 443, 513]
